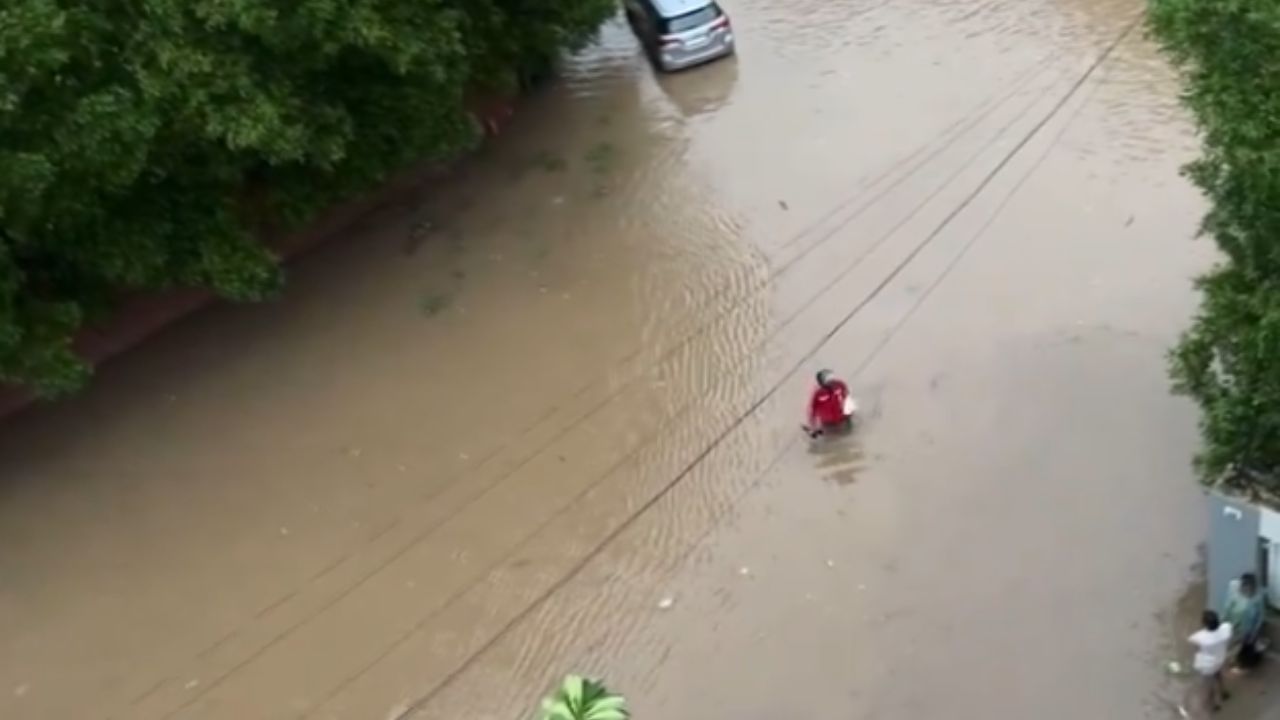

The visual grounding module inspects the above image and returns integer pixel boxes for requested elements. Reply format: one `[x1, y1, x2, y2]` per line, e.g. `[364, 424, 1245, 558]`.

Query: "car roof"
[649, 0, 715, 19]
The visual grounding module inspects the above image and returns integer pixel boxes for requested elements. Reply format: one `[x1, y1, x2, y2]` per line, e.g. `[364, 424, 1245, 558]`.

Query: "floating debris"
[411, 219, 435, 238]
[657, 596, 676, 610]
[419, 293, 452, 317]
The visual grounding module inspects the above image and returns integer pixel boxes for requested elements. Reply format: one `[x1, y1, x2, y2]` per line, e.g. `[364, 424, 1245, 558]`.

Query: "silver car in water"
[623, 0, 735, 72]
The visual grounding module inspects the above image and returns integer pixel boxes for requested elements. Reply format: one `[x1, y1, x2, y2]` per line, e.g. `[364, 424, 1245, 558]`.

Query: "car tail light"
[660, 34, 680, 46]
[710, 15, 730, 30]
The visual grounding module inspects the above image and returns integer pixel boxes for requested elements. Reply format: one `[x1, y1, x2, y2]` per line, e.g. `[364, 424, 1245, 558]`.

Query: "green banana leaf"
[538, 675, 630, 720]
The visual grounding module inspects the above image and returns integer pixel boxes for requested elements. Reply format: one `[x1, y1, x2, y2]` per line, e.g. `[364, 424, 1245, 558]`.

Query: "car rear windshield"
[663, 4, 720, 34]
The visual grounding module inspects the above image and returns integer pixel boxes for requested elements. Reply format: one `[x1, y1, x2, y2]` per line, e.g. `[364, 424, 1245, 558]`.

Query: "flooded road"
[0, 0, 1217, 718]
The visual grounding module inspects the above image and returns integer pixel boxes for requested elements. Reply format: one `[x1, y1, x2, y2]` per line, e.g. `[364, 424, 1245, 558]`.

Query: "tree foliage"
[0, 0, 612, 396]
[1150, 0, 1280, 492]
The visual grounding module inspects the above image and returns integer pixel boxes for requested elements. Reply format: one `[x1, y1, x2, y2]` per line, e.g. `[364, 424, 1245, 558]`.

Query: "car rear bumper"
[659, 34, 734, 71]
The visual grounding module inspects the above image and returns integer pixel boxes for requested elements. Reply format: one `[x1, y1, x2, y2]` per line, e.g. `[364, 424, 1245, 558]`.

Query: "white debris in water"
[459, 452, 470, 461]
[13, 684, 28, 698]
[657, 596, 676, 610]
[347, 447, 363, 458]
[826, 559, 836, 568]
[1166, 660, 1183, 675]
[858, 584, 866, 591]
[184, 679, 200, 690]
[396, 464, 408, 473]
[552, 196, 565, 205]
[279, 527, 289, 536]
[738, 566, 751, 576]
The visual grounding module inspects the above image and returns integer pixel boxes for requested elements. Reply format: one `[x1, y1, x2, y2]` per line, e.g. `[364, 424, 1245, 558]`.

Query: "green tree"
[0, 0, 612, 397]
[1150, 0, 1280, 493]
[539, 675, 629, 720]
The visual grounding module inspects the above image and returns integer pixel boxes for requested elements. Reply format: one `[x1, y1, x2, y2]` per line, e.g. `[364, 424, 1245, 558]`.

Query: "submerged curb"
[0, 97, 519, 422]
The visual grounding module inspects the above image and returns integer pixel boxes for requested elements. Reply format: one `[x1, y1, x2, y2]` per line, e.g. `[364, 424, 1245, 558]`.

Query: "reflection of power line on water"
[390, 13, 1148, 719]
[364, 52, 1054, 544]
[247, 66, 1064, 715]
[257, 62, 1088, 718]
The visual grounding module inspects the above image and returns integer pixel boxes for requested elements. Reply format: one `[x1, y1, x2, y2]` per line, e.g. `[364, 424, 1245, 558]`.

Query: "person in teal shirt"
[1223, 572, 1265, 669]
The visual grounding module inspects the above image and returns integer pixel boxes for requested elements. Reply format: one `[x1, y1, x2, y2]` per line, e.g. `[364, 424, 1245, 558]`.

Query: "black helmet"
[816, 369, 834, 386]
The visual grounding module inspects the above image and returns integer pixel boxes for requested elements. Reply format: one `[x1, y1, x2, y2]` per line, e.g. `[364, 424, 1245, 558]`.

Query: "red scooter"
[801, 369, 858, 439]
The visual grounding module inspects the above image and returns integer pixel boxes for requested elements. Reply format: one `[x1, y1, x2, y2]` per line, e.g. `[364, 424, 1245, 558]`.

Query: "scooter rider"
[807, 369, 852, 437]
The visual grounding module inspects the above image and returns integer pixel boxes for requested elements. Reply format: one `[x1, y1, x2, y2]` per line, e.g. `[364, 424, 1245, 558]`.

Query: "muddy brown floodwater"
[0, 0, 1221, 718]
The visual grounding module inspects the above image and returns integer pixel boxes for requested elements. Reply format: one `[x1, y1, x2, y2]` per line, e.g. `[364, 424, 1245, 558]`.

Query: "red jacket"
[809, 380, 850, 426]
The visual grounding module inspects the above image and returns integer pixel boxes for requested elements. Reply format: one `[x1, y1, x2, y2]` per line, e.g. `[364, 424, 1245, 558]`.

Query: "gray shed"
[1207, 481, 1280, 611]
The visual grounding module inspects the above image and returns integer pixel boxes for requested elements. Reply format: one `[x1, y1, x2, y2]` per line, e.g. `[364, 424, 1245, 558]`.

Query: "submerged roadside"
[0, 92, 525, 421]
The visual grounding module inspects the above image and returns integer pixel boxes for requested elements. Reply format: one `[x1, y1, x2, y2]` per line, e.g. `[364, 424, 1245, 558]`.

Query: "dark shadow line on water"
[368, 54, 1054, 541]
[308, 63, 1060, 720]
[385, 15, 1143, 717]
[851, 34, 1112, 380]
[772, 59, 1051, 256]
[147, 51, 1053, 720]
[381, 56, 1052, 527]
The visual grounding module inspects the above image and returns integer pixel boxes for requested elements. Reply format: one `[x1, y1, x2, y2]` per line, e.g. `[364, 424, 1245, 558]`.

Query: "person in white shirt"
[1188, 609, 1233, 713]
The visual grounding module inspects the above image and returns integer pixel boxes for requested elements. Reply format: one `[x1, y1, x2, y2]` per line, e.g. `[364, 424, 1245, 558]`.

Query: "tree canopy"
[0, 0, 612, 396]
[1150, 0, 1280, 494]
